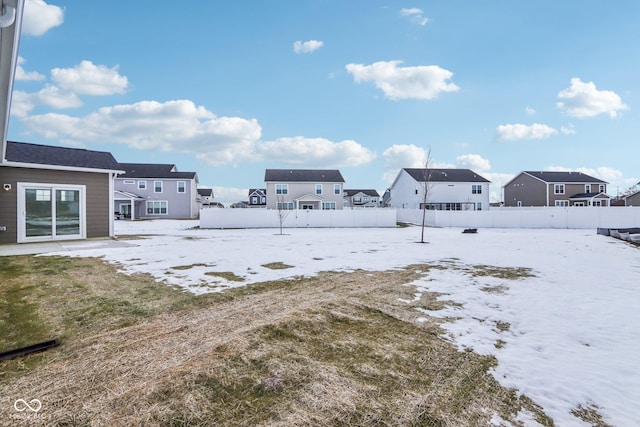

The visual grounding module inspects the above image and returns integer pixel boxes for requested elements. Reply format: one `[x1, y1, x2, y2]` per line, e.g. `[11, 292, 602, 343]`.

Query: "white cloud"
[560, 124, 576, 135]
[19, 99, 373, 168]
[400, 8, 428, 26]
[346, 60, 459, 100]
[557, 78, 629, 118]
[15, 57, 45, 81]
[51, 61, 128, 96]
[209, 186, 248, 205]
[382, 144, 428, 183]
[254, 136, 375, 167]
[495, 123, 558, 141]
[22, 0, 64, 36]
[525, 105, 536, 115]
[293, 40, 324, 54]
[455, 154, 491, 172]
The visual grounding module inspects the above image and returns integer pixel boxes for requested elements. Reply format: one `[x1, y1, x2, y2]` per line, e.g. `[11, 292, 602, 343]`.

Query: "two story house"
[264, 169, 345, 210]
[503, 171, 610, 207]
[114, 163, 199, 219]
[248, 188, 267, 208]
[344, 189, 380, 208]
[388, 168, 491, 211]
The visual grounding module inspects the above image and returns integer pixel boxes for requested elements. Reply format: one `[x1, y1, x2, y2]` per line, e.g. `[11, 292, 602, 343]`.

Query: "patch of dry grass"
[261, 262, 294, 270]
[0, 256, 560, 426]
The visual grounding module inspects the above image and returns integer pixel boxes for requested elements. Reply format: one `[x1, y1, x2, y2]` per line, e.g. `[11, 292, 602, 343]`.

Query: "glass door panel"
[25, 188, 53, 237]
[55, 189, 81, 236]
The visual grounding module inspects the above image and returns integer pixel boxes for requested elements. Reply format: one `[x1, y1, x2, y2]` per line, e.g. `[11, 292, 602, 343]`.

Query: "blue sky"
[9, 0, 640, 204]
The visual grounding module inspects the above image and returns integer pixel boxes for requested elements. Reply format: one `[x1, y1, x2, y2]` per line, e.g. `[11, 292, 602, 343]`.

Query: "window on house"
[251, 196, 258, 204]
[154, 181, 163, 193]
[322, 202, 336, 210]
[276, 202, 294, 210]
[123, 180, 135, 185]
[334, 184, 341, 195]
[517, 201, 522, 207]
[138, 181, 147, 190]
[276, 184, 288, 195]
[146, 200, 168, 214]
[585, 184, 591, 193]
[593, 200, 603, 207]
[261, 196, 266, 203]
[472, 185, 482, 194]
[599, 184, 605, 193]
[554, 184, 565, 194]
[555, 200, 569, 207]
[476, 202, 482, 211]
[177, 181, 186, 193]
[315, 184, 322, 195]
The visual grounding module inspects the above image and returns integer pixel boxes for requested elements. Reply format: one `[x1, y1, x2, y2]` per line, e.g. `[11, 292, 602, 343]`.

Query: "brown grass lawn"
[0, 255, 558, 426]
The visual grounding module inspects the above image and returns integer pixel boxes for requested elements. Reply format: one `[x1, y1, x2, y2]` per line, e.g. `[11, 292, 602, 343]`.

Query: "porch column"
[130, 197, 136, 220]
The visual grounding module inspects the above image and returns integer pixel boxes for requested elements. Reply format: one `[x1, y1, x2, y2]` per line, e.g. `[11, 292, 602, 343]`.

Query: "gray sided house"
[248, 188, 266, 207]
[1, 141, 122, 244]
[344, 189, 380, 208]
[624, 191, 640, 207]
[503, 171, 609, 207]
[114, 163, 199, 220]
[264, 169, 345, 210]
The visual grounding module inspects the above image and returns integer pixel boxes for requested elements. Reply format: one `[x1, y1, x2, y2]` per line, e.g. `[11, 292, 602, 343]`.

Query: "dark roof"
[5, 141, 121, 170]
[344, 189, 380, 197]
[569, 192, 610, 199]
[197, 188, 213, 197]
[249, 188, 266, 195]
[524, 171, 606, 183]
[264, 169, 345, 183]
[118, 163, 197, 179]
[403, 168, 490, 183]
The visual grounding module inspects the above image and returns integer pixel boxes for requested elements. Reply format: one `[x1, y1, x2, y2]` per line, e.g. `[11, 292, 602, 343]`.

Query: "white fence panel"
[200, 208, 397, 229]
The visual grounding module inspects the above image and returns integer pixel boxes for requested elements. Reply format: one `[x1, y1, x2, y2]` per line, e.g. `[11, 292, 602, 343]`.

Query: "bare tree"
[418, 146, 434, 244]
[275, 196, 290, 235]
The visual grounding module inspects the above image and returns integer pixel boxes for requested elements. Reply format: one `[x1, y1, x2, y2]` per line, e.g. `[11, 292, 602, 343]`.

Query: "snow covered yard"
[47, 220, 639, 426]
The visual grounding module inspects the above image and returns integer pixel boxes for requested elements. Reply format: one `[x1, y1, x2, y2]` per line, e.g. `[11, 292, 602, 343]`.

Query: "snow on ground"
[46, 220, 639, 426]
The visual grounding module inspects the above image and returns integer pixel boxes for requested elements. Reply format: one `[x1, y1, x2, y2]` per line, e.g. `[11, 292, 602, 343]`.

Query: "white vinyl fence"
[200, 208, 397, 229]
[397, 207, 640, 229]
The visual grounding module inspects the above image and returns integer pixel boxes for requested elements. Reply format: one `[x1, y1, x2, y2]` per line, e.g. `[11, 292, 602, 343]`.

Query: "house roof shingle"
[524, 171, 607, 183]
[5, 141, 121, 171]
[403, 168, 490, 183]
[118, 163, 197, 179]
[264, 169, 345, 183]
[197, 188, 213, 197]
[344, 189, 380, 197]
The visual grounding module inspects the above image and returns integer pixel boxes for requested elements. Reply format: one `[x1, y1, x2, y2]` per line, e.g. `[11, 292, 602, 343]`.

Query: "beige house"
[264, 169, 345, 210]
[503, 171, 610, 207]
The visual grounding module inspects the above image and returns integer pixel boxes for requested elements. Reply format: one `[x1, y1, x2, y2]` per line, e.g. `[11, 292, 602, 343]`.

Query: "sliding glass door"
[19, 183, 85, 242]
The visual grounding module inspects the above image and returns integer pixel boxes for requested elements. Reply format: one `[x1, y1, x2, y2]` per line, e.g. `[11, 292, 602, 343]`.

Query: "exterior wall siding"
[266, 182, 344, 209]
[504, 174, 547, 207]
[115, 178, 198, 219]
[0, 166, 111, 244]
[626, 192, 640, 206]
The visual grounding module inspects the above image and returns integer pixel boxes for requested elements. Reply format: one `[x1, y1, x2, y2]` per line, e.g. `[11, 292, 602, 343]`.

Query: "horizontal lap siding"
[0, 166, 111, 244]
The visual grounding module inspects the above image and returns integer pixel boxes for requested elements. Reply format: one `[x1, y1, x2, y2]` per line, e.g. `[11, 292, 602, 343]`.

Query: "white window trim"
[138, 180, 147, 190]
[123, 180, 135, 185]
[315, 184, 323, 195]
[154, 181, 163, 193]
[334, 184, 341, 195]
[554, 184, 565, 195]
[16, 182, 87, 243]
[177, 181, 186, 193]
[276, 184, 288, 195]
[555, 200, 569, 207]
[146, 200, 169, 215]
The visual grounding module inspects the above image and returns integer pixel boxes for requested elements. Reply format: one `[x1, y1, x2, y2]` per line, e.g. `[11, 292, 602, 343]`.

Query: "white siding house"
[388, 168, 491, 210]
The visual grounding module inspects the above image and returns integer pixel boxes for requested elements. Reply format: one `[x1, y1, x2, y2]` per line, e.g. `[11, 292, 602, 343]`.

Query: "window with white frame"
[585, 184, 591, 193]
[334, 184, 341, 195]
[315, 184, 323, 195]
[276, 202, 294, 210]
[123, 180, 135, 184]
[322, 202, 336, 210]
[555, 200, 569, 207]
[138, 180, 147, 190]
[177, 181, 186, 193]
[593, 199, 604, 207]
[251, 196, 258, 204]
[554, 184, 565, 194]
[276, 184, 288, 195]
[146, 200, 168, 214]
[599, 184, 605, 192]
[472, 184, 482, 194]
[154, 181, 163, 193]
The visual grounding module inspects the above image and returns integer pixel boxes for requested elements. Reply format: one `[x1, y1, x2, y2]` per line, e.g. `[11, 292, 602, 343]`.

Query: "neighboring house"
[624, 191, 640, 207]
[503, 171, 610, 207]
[229, 201, 248, 208]
[264, 169, 345, 210]
[344, 189, 380, 208]
[114, 163, 199, 219]
[197, 188, 214, 206]
[388, 168, 491, 210]
[1, 1, 124, 245]
[248, 188, 267, 208]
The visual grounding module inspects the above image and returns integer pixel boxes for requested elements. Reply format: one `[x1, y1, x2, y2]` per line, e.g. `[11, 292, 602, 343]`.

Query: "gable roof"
[118, 163, 197, 180]
[523, 171, 607, 184]
[344, 189, 380, 197]
[5, 141, 121, 171]
[249, 188, 266, 196]
[265, 169, 345, 183]
[197, 188, 213, 197]
[403, 168, 490, 183]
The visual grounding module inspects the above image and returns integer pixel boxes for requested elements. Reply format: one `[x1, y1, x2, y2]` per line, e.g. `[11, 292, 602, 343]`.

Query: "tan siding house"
[264, 169, 345, 210]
